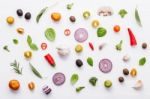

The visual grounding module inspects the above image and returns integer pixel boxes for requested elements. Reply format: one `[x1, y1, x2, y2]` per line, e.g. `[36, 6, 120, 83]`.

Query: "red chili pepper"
[127, 28, 137, 46]
[44, 53, 55, 67]
[89, 42, 94, 51]
[41, 43, 47, 50]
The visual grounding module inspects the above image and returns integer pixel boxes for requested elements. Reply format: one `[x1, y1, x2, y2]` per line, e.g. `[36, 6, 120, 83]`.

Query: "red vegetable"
[127, 28, 137, 46]
[44, 53, 55, 67]
[41, 43, 47, 50]
[89, 42, 94, 51]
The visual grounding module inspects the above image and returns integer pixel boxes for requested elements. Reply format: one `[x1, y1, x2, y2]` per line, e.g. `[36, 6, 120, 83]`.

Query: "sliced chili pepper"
[127, 28, 137, 46]
[44, 53, 55, 67]
[89, 42, 94, 51]
[64, 29, 71, 36]
[41, 43, 47, 50]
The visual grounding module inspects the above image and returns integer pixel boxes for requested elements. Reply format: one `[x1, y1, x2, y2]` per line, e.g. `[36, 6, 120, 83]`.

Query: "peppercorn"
[25, 12, 31, 20]
[123, 68, 129, 75]
[76, 59, 83, 67]
[118, 77, 124, 83]
[16, 9, 23, 16]
[69, 16, 76, 22]
[142, 42, 147, 49]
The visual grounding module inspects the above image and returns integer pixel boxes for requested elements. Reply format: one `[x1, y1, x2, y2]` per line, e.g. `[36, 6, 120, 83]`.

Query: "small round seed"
[118, 77, 124, 83]
[123, 68, 129, 76]
[76, 59, 83, 67]
[142, 42, 147, 49]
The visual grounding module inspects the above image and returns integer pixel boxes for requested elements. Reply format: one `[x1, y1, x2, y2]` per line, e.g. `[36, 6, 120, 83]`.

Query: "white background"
[0, 0, 150, 99]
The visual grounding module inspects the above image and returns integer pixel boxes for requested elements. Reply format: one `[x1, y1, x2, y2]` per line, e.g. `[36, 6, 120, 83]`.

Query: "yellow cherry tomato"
[75, 44, 83, 53]
[130, 68, 137, 77]
[28, 82, 35, 90]
[92, 20, 99, 28]
[51, 12, 61, 21]
[6, 16, 15, 24]
[17, 28, 24, 34]
[9, 79, 20, 90]
[24, 51, 32, 59]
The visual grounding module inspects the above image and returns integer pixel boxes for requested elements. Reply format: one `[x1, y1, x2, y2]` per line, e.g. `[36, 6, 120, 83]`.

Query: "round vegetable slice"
[74, 28, 88, 43]
[53, 72, 65, 86]
[99, 59, 112, 73]
[41, 43, 47, 50]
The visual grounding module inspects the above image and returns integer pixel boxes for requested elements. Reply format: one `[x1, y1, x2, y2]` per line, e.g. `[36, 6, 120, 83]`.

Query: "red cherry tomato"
[41, 43, 47, 50]
[113, 25, 120, 33]
[64, 29, 71, 36]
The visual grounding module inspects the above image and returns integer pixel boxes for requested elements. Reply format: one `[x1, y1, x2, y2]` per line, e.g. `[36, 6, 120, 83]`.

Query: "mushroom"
[97, 6, 113, 16]
[56, 45, 70, 56]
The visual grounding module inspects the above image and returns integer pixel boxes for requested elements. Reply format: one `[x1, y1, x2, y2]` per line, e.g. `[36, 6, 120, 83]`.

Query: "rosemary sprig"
[10, 60, 22, 75]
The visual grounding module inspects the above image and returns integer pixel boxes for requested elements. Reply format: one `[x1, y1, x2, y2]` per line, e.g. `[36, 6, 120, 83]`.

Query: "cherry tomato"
[41, 43, 47, 50]
[113, 25, 120, 33]
[64, 29, 71, 36]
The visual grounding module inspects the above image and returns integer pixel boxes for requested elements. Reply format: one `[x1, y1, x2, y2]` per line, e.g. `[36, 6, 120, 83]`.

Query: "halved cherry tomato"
[113, 25, 120, 33]
[41, 43, 47, 50]
[64, 29, 71, 36]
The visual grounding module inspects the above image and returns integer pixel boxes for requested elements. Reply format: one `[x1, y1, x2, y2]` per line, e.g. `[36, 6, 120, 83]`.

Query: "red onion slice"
[99, 59, 112, 73]
[52, 72, 65, 86]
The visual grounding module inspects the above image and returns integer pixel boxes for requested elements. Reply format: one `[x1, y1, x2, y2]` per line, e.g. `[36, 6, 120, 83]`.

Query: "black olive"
[123, 68, 129, 75]
[69, 16, 76, 22]
[142, 42, 147, 49]
[118, 77, 124, 83]
[25, 12, 31, 20]
[16, 9, 23, 16]
[76, 59, 83, 67]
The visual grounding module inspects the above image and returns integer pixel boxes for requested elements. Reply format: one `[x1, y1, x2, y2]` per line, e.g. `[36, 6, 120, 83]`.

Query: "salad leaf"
[139, 57, 146, 66]
[71, 74, 79, 85]
[45, 28, 56, 41]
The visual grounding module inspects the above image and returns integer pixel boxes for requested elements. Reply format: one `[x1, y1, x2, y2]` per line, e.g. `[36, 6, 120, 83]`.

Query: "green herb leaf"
[89, 77, 98, 86]
[67, 3, 74, 10]
[27, 35, 32, 45]
[29, 63, 43, 79]
[87, 57, 93, 67]
[13, 39, 18, 45]
[71, 74, 79, 85]
[36, 7, 48, 23]
[119, 9, 127, 18]
[97, 27, 107, 37]
[10, 60, 22, 75]
[45, 28, 56, 41]
[27, 35, 38, 51]
[3, 45, 10, 52]
[76, 86, 85, 93]
[135, 7, 142, 27]
[115, 40, 123, 51]
[139, 57, 146, 66]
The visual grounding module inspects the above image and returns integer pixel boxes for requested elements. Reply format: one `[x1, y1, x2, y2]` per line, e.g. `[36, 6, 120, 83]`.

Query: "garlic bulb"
[133, 80, 143, 90]
[56, 46, 70, 56]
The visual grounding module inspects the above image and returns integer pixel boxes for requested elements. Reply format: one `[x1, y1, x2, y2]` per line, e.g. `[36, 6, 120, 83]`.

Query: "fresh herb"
[97, 27, 107, 37]
[36, 7, 48, 23]
[76, 86, 85, 93]
[45, 28, 56, 41]
[135, 7, 142, 27]
[29, 63, 43, 79]
[13, 39, 18, 45]
[116, 40, 123, 51]
[27, 35, 38, 51]
[139, 57, 146, 66]
[10, 60, 22, 75]
[67, 3, 74, 10]
[3, 45, 10, 52]
[89, 77, 98, 86]
[87, 57, 93, 67]
[71, 74, 79, 85]
[119, 9, 127, 18]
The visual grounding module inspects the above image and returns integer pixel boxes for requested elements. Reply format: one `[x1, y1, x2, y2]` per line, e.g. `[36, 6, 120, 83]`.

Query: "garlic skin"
[97, 6, 113, 16]
[56, 46, 70, 56]
[123, 54, 130, 62]
[133, 80, 143, 90]
[99, 43, 106, 50]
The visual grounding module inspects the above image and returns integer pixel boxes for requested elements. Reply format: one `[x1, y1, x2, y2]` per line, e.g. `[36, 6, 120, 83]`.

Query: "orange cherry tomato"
[113, 25, 120, 33]
[9, 80, 20, 90]
[41, 43, 47, 50]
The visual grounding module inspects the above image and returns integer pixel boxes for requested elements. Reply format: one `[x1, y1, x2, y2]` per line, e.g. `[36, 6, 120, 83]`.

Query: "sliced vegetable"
[119, 9, 127, 18]
[88, 42, 94, 51]
[99, 59, 112, 73]
[139, 57, 146, 66]
[41, 43, 47, 50]
[45, 28, 56, 41]
[87, 57, 93, 67]
[53, 72, 65, 86]
[127, 28, 137, 46]
[97, 27, 107, 37]
[70, 74, 79, 85]
[115, 40, 123, 51]
[36, 7, 48, 23]
[135, 7, 142, 27]
[76, 86, 85, 93]
[29, 63, 43, 79]
[89, 77, 98, 86]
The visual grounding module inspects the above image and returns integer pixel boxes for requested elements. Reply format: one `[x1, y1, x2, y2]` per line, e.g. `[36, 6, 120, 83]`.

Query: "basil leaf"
[13, 39, 18, 44]
[89, 77, 98, 86]
[36, 7, 48, 23]
[139, 57, 146, 66]
[71, 74, 79, 85]
[119, 9, 127, 18]
[76, 86, 85, 93]
[45, 28, 56, 41]
[27, 35, 32, 45]
[135, 7, 142, 27]
[97, 27, 107, 37]
[29, 43, 38, 51]
[87, 57, 93, 67]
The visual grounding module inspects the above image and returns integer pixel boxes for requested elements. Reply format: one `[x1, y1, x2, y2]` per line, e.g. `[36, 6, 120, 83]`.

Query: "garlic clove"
[133, 80, 143, 90]
[123, 54, 130, 62]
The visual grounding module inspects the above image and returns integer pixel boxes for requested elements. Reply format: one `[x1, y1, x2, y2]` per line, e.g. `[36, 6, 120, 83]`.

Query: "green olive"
[24, 51, 32, 59]
[104, 80, 112, 88]
[83, 11, 90, 19]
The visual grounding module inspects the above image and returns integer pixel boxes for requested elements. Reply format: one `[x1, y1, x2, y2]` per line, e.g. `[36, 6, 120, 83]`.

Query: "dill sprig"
[10, 60, 22, 75]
